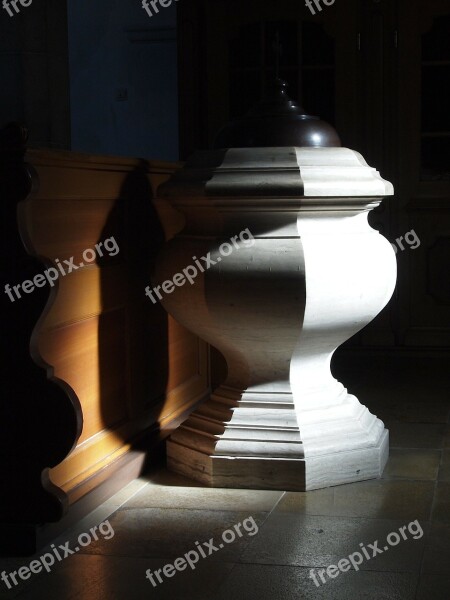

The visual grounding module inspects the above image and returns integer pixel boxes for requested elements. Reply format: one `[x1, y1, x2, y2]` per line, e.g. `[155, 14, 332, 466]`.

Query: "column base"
[167, 429, 389, 491]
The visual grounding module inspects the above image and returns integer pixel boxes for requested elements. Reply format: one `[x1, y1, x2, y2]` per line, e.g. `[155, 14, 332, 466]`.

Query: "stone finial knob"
[214, 78, 341, 149]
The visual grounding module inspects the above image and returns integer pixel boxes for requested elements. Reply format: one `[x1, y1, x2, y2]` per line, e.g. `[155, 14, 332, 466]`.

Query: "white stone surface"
[155, 147, 396, 490]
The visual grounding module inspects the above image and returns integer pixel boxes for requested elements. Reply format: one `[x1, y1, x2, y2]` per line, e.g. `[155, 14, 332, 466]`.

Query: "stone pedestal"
[155, 146, 396, 490]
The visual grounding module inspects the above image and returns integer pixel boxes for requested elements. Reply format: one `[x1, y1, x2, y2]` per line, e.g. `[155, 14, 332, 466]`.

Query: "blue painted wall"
[67, 0, 179, 160]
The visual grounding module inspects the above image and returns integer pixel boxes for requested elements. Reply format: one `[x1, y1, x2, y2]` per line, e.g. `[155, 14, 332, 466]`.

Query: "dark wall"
[0, 0, 179, 160]
[0, 0, 71, 148]
[67, 0, 179, 160]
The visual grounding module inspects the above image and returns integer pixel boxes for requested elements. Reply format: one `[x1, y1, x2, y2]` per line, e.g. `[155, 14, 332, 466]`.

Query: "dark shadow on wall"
[96, 161, 169, 453]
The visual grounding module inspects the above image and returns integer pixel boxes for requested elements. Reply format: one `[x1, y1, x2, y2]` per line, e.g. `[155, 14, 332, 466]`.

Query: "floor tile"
[277, 480, 434, 520]
[382, 449, 441, 480]
[415, 572, 450, 600]
[431, 482, 450, 524]
[0, 551, 65, 599]
[103, 478, 150, 508]
[12, 554, 233, 600]
[438, 449, 450, 481]
[214, 564, 418, 600]
[444, 426, 450, 448]
[422, 522, 450, 573]
[78, 508, 266, 562]
[386, 422, 445, 449]
[127, 468, 283, 512]
[240, 513, 427, 572]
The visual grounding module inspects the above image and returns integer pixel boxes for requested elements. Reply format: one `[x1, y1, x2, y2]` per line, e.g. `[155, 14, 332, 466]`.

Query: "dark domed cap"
[214, 78, 341, 149]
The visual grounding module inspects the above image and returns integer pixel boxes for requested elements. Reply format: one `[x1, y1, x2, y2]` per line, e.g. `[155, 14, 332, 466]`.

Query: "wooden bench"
[0, 123, 209, 554]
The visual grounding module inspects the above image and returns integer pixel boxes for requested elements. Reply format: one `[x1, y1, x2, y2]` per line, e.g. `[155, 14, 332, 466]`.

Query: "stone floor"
[1, 353, 449, 599]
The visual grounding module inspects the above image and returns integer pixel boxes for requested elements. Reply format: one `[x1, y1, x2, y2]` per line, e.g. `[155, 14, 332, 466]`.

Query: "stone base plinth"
[167, 432, 388, 491]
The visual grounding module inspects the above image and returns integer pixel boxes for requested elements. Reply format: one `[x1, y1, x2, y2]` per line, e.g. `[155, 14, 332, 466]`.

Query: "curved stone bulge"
[153, 233, 307, 395]
[291, 209, 397, 409]
[290, 208, 397, 457]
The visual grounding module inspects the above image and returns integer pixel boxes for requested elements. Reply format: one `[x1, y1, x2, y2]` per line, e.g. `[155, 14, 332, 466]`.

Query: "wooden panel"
[25, 199, 125, 261]
[37, 266, 126, 327]
[39, 312, 129, 443]
[20, 148, 209, 506]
